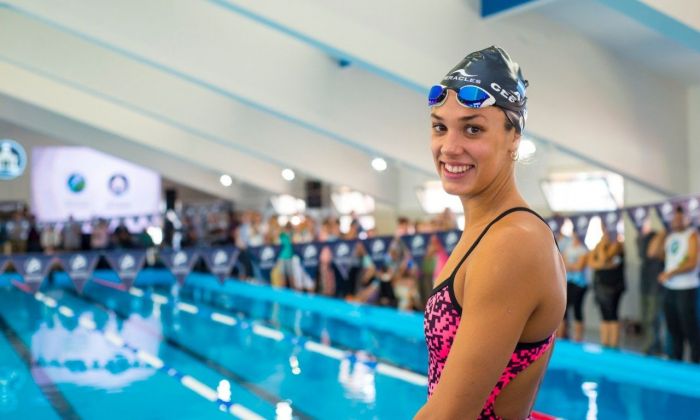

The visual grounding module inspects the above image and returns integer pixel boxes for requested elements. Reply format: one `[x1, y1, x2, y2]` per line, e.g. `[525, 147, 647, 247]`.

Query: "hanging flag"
[437, 230, 460, 253]
[331, 240, 358, 280]
[400, 233, 431, 266]
[626, 206, 650, 232]
[201, 247, 240, 283]
[654, 201, 676, 230]
[249, 245, 279, 282]
[600, 210, 622, 236]
[11, 254, 54, 293]
[545, 216, 565, 236]
[0, 256, 8, 275]
[294, 242, 320, 281]
[160, 248, 199, 285]
[56, 252, 100, 293]
[104, 250, 147, 290]
[364, 236, 392, 268]
[573, 214, 591, 240]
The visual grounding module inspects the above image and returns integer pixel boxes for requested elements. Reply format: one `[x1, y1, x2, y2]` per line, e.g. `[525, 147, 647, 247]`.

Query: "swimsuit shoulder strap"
[448, 207, 552, 279]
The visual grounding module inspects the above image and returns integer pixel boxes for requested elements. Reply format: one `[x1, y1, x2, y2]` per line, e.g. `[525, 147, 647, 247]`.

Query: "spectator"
[560, 233, 590, 342]
[90, 219, 110, 250]
[62, 216, 82, 251]
[639, 219, 666, 355]
[40, 223, 62, 254]
[658, 206, 700, 363]
[26, 215, 42, 253]
[590, 225, 625, 348]
[7, 211, 28, 253]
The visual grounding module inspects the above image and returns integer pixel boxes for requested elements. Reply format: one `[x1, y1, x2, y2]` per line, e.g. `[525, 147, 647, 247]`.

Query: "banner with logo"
[400, 233, 431, 266]
[201, 247, 240, 283]
[294, 242, 320, 280]
[626, 206, 651, 232]
[160, 248, 199, 285]
[572, 214, 592, 241]
[545, 216, 565, 236]
[249, 245, 279, 281]
[364, 236, 392, 268]
[599, 210, 622, 237]
[11, 254, 54, 292]
[0, 256, 8, 275]
[655, 201, 676, 230]
[331, 240, 358, 280]
[437, 230, 461, 253]
[104, 250, 147, 290]
[56, 252, 100, 293]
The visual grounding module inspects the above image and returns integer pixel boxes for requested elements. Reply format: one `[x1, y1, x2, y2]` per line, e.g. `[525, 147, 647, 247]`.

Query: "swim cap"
[434, 46, 528, 132]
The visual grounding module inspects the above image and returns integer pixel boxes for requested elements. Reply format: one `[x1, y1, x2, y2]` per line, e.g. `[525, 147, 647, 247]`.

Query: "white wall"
[639, 0, 700, 31]
[690, 85, 700, 194]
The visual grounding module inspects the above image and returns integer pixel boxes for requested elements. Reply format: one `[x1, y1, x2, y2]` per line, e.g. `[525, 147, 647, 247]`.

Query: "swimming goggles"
[428, 84, 496, 108]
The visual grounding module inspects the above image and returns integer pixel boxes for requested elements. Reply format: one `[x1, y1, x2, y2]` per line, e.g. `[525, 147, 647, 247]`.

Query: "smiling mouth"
[440, 162, 476, 178]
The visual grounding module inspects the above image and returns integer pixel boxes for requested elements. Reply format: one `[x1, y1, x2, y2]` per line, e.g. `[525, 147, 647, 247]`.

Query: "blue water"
[0, 270, 699, 419]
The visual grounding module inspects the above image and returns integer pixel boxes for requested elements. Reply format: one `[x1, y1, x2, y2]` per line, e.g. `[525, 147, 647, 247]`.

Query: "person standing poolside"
[658, 206, 700, 363]
[415, 46, 566, 420]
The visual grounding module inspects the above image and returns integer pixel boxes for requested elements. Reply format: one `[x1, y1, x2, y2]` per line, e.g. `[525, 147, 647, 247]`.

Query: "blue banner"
[573, 214, 591, 241]
[365, 236, 392, 267]
[56, 252, 99, 293]
[655, 202, 675, 230]
[0, 256, 8, 275]
[104, 250, 147, 290]
[401, 233, 431, 265]
[626, 206, 650, 232]
[294, 242, 320, 281]
[160, 248, 199, 285]
[437, 230, 460, 253]
[201, 247, 239, 283]
[331, 240, 358, 280]
[600, 210, 622, 237]
[11, 254, 54, 292]
[545, 216, 565, 236]
[249, 245, 279, 281]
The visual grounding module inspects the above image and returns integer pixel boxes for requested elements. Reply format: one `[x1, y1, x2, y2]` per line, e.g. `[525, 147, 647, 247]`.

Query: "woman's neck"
[460, 170, 527, 231]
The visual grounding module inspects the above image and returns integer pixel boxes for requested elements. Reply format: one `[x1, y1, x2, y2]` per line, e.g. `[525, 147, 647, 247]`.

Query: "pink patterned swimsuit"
[424, 207, 556, 420]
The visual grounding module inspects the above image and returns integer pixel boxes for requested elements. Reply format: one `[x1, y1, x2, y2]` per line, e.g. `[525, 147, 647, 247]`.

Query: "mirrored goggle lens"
[457, 85, 496, 108]
[428, 85, 447, 106]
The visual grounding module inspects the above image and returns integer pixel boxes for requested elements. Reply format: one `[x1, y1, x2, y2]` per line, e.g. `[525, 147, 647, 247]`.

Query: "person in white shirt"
[659, 206, 700, 363]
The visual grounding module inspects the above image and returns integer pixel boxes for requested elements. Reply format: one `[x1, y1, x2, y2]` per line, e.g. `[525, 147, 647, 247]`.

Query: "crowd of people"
[559, 206, 699, 363]
[3, 204, 698, 362]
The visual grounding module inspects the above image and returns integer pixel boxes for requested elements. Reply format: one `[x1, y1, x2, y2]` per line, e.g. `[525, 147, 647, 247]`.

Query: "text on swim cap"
[490, 82, 521, 103]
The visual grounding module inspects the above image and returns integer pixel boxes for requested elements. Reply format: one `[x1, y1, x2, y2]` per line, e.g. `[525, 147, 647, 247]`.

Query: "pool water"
[0, 270, 699, 419]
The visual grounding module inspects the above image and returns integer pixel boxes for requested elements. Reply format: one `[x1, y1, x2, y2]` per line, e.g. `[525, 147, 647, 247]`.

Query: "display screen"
[31, 146, 161, 222]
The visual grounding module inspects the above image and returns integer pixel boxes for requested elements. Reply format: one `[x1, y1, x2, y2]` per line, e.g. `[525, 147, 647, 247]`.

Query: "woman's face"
[430, 91, 520, 197]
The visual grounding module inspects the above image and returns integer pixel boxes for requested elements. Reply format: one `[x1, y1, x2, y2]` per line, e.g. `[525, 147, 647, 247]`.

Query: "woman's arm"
[414, 225, 560, 419]
[647, 231, 666, 259]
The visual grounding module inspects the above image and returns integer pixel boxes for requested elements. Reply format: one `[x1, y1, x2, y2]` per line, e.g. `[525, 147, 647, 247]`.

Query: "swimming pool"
[1, 270, 699, 419]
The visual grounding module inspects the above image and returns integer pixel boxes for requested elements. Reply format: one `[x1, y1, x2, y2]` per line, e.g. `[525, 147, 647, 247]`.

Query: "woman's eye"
[465, 126, 481, 135]
[432, 124, 446, 133]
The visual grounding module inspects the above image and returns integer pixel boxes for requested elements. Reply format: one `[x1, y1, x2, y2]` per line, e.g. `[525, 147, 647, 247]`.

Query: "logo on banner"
[259, 246, 276, 269]
[336, 243, 351, 257]
[213, 250, 228, 266]
[108, 174, 129, 196]
[0, 139, 27, 180]
[634, 207, 647, 224]
[411, 235, 425, 250]
[661, 202, 673, 217]
[173, 251, 188, 267]
[371, 240, 385, 254]
[605, 212, 618, 229]
[67, 173, 86, 193]
[303, 245, 317, 260]
[688, 198, 699, 213]
[25, 257, 42, 274]
[547, 219, 560, 232]
[70, 254, 88, 272]
[120, 255, 135, 271]
[444, 231, 459, 250]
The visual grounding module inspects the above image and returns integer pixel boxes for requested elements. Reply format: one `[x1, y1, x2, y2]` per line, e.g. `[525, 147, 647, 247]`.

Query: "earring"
[511, 150, 519, 161]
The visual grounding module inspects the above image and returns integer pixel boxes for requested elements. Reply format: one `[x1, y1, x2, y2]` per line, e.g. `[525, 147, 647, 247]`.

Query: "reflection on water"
[28, 300, 163, 389]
